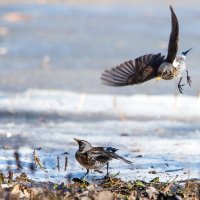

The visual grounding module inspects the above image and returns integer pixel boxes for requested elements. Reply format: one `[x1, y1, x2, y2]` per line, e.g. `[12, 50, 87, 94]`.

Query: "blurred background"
[0, 0, 199, 95]
[0, 0, 199, 182]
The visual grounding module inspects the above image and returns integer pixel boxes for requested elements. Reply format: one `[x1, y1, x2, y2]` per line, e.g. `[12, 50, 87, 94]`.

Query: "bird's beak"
[182, 48, 192, 56]
[157, 76, 161, 81]
[74, 138, 80, 143]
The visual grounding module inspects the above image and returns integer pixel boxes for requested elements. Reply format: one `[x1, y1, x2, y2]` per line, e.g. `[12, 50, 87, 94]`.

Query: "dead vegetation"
[0, 171, 199, 200]
[0, 150, 199, 199]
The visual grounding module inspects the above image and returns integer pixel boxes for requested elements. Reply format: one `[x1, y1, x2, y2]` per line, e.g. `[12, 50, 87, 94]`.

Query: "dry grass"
[0, 150, 199, 199]
[0, 171, 199, 200]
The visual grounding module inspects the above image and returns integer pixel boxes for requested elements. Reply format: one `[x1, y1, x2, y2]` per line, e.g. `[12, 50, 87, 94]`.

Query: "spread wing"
[101, 53, 165, 86]
[165, 6, 179, 63]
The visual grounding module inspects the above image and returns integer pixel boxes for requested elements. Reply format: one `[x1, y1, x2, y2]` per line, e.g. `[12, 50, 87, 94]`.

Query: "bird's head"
[74, 138, 92, 152]
[181, 48, 192, 57]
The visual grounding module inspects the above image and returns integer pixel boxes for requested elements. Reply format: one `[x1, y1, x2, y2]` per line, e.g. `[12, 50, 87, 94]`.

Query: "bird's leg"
[94, 164, 110, 181]
[186, 70, 192, 87]
[95, 170, 103, 173]
[85, 169, 89, 176]
[105, 162, 110, 178]
[178, 77, 185, 94]
[82, 169, 89, 179]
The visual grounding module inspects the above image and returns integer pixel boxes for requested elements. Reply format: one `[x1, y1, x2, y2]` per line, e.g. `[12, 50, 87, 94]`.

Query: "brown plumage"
[101, 6, 186, 91]
[165, 6, 179, 63]
[74, 138, 132, 177]
[101, 54, 165, 86]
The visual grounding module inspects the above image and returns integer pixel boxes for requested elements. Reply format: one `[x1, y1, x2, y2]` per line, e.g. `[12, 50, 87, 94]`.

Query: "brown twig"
[64, 156, 68, 171]
[163, 175, 178, 194]
[33, 150, 47, 172]
[57, 156, 60, 172]
[8, 171, 13, 182]
[14, 151, 23, 170]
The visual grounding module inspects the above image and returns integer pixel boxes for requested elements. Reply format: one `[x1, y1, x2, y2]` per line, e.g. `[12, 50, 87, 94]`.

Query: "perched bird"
[101, 6, 192, 94]
[74, 138, 132, 177]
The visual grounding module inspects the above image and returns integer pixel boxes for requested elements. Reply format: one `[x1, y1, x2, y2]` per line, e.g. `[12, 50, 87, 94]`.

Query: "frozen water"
[0, 90, 199, 183]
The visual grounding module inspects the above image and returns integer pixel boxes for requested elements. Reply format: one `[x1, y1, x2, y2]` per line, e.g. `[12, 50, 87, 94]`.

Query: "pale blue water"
[0, 3, 199, 94]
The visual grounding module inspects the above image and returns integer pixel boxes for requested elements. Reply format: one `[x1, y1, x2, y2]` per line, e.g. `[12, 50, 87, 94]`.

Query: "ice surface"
[0, 89, 199, 183]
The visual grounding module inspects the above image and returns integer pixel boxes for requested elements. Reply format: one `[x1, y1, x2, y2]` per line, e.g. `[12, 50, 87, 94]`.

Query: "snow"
[0, 89, 199, 183]
[0, 89, 200, 119]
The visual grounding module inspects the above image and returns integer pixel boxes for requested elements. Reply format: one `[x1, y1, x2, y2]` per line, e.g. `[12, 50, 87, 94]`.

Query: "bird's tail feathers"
[117, 155, 133, 165]
[106, 151, 133, 165]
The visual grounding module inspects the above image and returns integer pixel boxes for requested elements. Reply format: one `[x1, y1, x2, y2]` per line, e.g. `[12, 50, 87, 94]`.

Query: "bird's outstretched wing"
[101, 54, 164, 86]
[165, 6, 179, 63]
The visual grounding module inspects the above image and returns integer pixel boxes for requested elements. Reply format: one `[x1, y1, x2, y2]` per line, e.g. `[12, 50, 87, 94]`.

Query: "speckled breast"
[161, 67, 180, 80]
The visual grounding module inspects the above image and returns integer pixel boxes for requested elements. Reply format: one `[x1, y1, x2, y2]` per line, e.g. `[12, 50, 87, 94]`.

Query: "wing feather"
[165, 6, 179, 63]
[88, 148, 132, 165]
[101, 53, 165, 86]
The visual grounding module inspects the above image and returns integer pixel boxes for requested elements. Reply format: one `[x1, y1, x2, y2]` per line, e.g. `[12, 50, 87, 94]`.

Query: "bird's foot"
[178, 84, 184, 94]
[94, 172, 110, 181]
[178, 77, 185, 94]
[94, 170, 103, 174]
[186, 70, 192, 87]
[81, 169, 89, 179]
[105, 172, 110, 179]
[81, 175, 87, 179]
[95, 175, 110, 181]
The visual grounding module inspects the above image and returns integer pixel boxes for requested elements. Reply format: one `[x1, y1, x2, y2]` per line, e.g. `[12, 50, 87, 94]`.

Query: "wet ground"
[0, 1, 199, 183]
[0, 90, 199, 182]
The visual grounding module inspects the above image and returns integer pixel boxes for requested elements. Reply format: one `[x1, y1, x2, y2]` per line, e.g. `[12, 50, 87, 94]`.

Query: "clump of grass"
[0, 149, 199, 199]
[100, 176, 199, 199]
[0, 171, 199, 199]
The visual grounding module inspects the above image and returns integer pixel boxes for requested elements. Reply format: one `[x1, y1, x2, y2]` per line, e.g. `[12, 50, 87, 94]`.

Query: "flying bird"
[74, 138, 132, 177]
[101, 6, 192, 93]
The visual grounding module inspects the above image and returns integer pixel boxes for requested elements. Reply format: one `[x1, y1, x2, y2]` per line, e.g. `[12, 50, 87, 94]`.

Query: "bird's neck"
[79, 146, 92, 153]
[173, 55, 186, 69]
